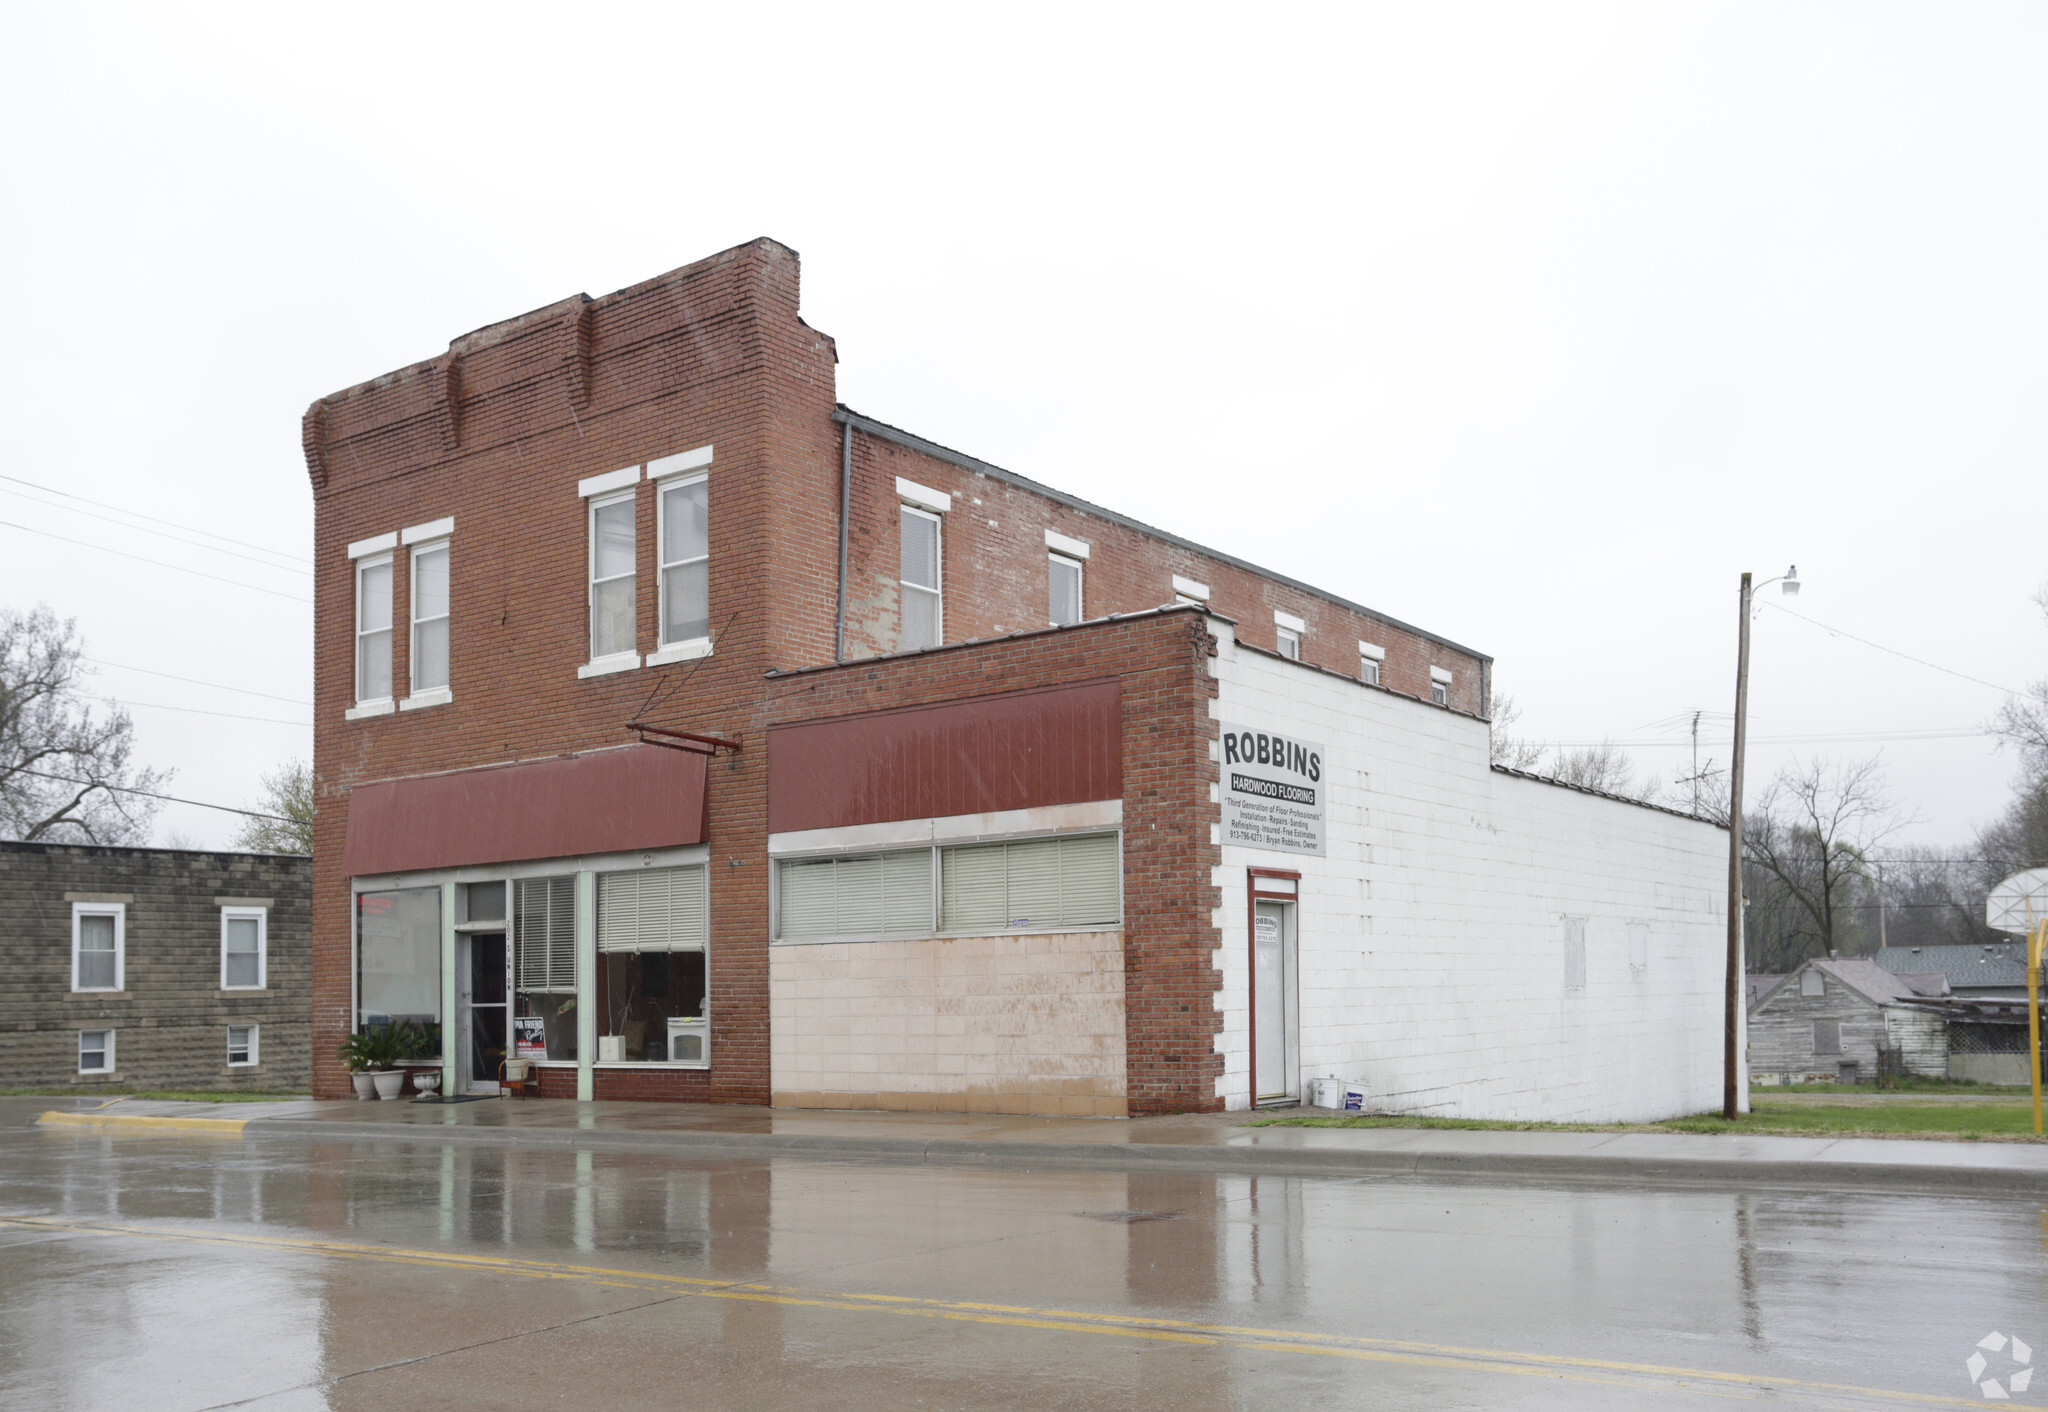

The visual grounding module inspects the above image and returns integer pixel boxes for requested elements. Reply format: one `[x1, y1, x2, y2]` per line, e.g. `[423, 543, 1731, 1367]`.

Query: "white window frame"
[78, 1029, 115, 1075]
[1275, 627, 1300, 660]
[1171, 574, 1209, 605]
[403, 531, 452, 709]
[900, 504, 943, 649]
[1430, 665, 1453, 707]
[227, 1024, 259, 1067]
[652, 468, 712, 664]
[1048, 552, 1084, 627]
[71, 902, 125, 993]
[583, 487, 642, 677]
[1358, 641, 1384, 686]
[220, 905, 268, 991]
[348, 551, 396, 718]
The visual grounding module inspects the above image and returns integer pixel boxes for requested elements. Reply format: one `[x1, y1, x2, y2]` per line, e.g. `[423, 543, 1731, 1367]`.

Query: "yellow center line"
[0, 1214, 1987, 1407]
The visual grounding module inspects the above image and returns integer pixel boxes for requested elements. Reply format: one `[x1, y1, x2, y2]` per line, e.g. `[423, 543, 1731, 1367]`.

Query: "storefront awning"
[342, 744, 706, 877]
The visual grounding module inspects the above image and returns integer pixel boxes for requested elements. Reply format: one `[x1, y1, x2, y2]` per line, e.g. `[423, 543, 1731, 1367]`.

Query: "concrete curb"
[134, 1116, 2048, 1197]
[39, 1110, 249, 1136]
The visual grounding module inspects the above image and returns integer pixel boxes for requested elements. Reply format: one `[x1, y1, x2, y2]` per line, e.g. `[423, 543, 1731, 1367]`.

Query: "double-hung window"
[1430, 667, 1452, 707]
[1358, 641, 1383, 686]
[589, 490, 638, 667]
[354, 552, 393, 708]
[403, 518, 453, 706]
[656, 470, 710, 659]
[1274, 610, 1304, 661]
[1048, 554, 1083, 626]
[79, 1030, 114, 1074]
[227, 1025, 258, 1066]
[221, 906, 266, 989]
[72, 903, 123, 992]
[900, 506, 943, 649]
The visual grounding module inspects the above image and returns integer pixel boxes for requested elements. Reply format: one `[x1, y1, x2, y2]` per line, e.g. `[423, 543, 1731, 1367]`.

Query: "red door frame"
[1247, 867, 1301, 1104]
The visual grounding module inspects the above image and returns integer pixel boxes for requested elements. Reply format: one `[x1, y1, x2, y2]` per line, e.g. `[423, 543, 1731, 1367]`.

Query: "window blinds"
[939, 833, 1120, 932]
[777, 849, 933, 941]
[599, 866, 707, 952]
[515, 876, 577, 992]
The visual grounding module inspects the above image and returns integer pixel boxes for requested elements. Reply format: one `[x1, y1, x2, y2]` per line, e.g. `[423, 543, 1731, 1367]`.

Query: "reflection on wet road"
[1, 1109, 2041, 1408]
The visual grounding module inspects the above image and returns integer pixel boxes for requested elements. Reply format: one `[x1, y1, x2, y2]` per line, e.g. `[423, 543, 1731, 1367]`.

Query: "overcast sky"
[2, 2, 2043, 850]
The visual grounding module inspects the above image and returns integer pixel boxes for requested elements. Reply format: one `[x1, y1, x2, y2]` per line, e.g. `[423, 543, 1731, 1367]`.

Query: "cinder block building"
[0, 841, 311, 1091]
[307, 237, 1728, 1119]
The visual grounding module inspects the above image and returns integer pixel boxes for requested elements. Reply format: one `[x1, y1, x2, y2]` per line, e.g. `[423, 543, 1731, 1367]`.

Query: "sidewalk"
[30, 1095, 2048, 1196]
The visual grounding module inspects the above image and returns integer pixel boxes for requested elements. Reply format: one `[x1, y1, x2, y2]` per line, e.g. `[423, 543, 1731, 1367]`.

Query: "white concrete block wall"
[1212, 623, 1731, 1123]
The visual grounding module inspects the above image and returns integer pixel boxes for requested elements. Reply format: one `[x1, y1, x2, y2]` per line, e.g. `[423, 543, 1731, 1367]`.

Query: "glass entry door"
[461, 933, 508, 1094]
[1253, 899, 1298, 1105]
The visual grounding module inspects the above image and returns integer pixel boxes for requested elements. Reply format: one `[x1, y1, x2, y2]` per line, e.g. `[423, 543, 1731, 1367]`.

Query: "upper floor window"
[1274, 611, 1304, 661]
[1172, 575, 1210, 610]
[900, 505, 942, 649]
[72, 902, 124, 992]
[1049, 553, 1083, 626]
[589, 490, 637, 664]
[1430, 667, 1452, 706]
[659, 473, 710, 650]
[409, 538, 450, 697]
[1358, 641, 1384, 686]
[221, 906, 267, 990]
[355, 553, 393, 706]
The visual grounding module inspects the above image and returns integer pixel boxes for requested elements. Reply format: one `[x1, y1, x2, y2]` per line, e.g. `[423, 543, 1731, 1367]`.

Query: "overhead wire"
[83, 656, 311, 707]
[0, 519, 312, 603]
[9, 766, 292, 822]
[0, 471, 310, 567]
[1762, 601, 2022, 696]
[0, 484, 313, 577]
[91, 694, 309, 728]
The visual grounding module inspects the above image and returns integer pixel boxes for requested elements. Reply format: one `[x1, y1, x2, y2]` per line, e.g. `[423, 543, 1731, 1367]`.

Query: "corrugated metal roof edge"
[1489, 765, 1722, 827]
[835, 406, 1493, 669]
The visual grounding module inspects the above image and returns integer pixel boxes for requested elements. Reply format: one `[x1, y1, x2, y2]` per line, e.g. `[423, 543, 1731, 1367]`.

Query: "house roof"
[1875, 943, 2027, 989]
[1747, 974, 1785, 1006]
[1752, 956, 1950, 1012]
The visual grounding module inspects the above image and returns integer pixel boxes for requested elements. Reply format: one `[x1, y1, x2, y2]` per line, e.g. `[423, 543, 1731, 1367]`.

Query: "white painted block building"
[1209, 621, 1734, 1122]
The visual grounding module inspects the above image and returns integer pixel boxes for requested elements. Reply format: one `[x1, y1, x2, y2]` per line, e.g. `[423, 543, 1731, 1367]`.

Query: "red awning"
[342, 745, 706, 876]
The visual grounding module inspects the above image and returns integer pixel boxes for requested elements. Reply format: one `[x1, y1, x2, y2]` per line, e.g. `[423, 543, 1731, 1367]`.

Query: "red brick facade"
[305, 237, 1487, 1112]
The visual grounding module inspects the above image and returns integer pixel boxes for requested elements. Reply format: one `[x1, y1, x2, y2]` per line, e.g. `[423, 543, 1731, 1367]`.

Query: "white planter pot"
[352, 1073, 377, 1101]
[412, 1070, 441, 1097]
[372, 1070, 407, 1101]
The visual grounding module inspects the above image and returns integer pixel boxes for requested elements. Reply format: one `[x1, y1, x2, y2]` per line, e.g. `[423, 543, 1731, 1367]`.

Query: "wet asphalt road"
[1, 1100, 2043, 1410]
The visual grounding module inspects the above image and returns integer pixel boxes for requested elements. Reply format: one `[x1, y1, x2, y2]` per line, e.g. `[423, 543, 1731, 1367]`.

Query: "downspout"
[835, 419, 851, 662]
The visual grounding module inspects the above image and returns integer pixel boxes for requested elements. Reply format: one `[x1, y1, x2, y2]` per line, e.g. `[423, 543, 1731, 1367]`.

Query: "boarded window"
[600, 866, 707, 952]
[940, 834, 1120, 932]
[515, 876, 577, 992]
[1562, 917, 1587, 991]
[1801, 969, 1824, 997]
[1813, 1019, 1841, 1055]
[777, 849, 933, 942]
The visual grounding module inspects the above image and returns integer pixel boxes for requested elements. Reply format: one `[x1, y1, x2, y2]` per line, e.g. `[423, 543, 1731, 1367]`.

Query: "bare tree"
[1488, 692, 1545, 770]
[232, 759, 313, 855]
[1743, 754, 1904, 966]
[0, 605, 169, 843]
[1989, 582, 2048, 772]
[1546, 741, 1642, 797]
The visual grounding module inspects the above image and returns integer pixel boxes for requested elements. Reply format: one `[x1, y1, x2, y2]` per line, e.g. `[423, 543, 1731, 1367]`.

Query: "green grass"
[0, 1087, 307, 1102]
[1254, 1095, 2048, 1141]
[1755, 1077, 2032, 1096]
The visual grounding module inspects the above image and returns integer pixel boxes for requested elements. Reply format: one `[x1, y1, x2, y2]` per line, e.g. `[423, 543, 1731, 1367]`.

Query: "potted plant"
[338, 1032, 383, 1101]
[398, 1021, 442, 1097]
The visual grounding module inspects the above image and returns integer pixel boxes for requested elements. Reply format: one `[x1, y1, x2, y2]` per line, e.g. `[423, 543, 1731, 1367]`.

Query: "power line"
[1547, 727, 1993, 748]
[84, 656, 311, 707]
[94, 694, 310, 728]
[0, 485, 313, 577]
[0, 471, 311, 567]
[9, 766, 292, 822]
[1763, 602, 2022, 696]
[0, 519, 313, 604]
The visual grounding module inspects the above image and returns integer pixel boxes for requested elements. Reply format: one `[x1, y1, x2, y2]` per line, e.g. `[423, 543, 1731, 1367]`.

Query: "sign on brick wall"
[1220, 722, 1327, 856]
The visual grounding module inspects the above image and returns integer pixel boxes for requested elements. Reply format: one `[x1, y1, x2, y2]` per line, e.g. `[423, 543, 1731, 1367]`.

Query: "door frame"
[1248, 868, 1301, 1106]
[457, 930, 509, 1094]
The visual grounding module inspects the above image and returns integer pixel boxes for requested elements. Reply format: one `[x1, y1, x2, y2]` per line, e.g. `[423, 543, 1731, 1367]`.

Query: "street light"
[1725, 564, 1801, 1121]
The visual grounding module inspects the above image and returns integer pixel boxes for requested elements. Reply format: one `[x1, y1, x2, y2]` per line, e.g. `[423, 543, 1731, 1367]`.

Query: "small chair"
[499, 1058, 540, 1098]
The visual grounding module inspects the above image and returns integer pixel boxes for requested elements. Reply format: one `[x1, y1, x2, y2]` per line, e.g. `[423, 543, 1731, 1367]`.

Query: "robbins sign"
[1221, 723, 1327, 856]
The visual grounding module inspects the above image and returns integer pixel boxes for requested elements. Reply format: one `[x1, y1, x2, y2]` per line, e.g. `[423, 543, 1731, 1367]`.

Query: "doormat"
[411, 1094, 495, 1104]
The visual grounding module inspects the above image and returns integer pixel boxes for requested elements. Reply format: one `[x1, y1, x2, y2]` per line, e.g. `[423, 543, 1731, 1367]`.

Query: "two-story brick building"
[308, 237, 1729, 1120]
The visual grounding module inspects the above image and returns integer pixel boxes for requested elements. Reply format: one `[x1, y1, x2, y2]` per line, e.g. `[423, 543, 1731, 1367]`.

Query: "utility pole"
[1725, 573, 1752, 1122]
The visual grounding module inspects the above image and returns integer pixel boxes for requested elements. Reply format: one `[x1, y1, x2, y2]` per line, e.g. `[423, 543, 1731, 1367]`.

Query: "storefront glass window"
[356, 887, 441, 1056]
[514, 876, 579, 1062]
[598, 866, 709, 1065]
